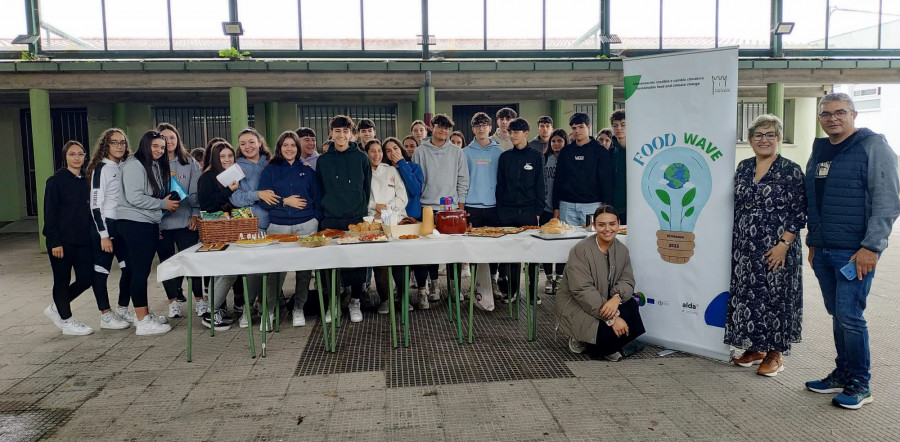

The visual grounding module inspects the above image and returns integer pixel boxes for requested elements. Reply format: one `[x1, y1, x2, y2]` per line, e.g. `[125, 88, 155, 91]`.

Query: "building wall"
[0, 105, 27, 222]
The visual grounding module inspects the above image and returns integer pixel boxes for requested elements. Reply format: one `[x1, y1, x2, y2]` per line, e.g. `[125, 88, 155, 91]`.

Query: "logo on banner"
[711, 75, 730, 95]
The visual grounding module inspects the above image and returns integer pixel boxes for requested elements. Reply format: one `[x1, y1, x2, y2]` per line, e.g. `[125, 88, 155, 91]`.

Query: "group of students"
[43, 107, 630, 336]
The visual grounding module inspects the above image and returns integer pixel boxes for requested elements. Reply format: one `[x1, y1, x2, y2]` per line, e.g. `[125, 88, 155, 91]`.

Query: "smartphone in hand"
[839, 261, 858, 281]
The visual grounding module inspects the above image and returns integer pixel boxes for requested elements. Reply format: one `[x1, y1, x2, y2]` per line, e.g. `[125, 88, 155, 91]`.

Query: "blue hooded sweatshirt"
[462, 138, 503, 208]
[257, 158, 323, 225]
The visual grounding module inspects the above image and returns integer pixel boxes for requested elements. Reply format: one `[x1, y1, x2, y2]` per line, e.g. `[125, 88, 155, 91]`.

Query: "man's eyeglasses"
[472, 123, 491, 129]
[751, 132, 778, 141]
[818, 109, 850, 120]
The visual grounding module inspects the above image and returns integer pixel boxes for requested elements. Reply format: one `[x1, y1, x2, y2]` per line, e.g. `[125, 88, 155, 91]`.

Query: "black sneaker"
[202, 310, 231, 331]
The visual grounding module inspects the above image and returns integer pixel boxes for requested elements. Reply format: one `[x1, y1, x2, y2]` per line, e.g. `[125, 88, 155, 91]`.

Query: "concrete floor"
[0, 230, 898, 441]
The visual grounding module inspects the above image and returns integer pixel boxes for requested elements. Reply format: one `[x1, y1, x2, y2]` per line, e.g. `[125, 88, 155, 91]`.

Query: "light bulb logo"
[641, 147, 711, 264]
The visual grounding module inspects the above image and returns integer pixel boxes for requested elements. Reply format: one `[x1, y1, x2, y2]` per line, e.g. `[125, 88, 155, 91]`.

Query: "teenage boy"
[609, 110, 627, 224]
[357, 118, 377, 146]
[296, 127, 319, 170]
[527, 116, 554, 154]
[553, 112, 614, 227]
[496, 118, 544, 304]
[463, 112, 505, 298]
[491, 107, 517, 151]
[413, 114, 469, 305]
[315, 115, 372, 323]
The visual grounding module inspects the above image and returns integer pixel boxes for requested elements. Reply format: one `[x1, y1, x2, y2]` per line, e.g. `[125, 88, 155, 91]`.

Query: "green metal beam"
[229, 86, 248, 146]
[265, 101, 279, 144]
[30, 88, 52, 251]
[596, 84, 613, 132]
[25, 0, 41, 55]
[550, 100, 564, 131]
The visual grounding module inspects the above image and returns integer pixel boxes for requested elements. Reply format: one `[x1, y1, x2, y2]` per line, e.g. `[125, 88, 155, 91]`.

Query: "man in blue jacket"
[804, 93, 900, 410]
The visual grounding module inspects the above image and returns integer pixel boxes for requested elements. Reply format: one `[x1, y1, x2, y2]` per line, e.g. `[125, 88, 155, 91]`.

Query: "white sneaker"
[61, 318, 93, 336]
[167, 301, 183, 318]
[44, 304, 63, 330]
[135, 314, 172, 335]
[491, 280, 503, 300]
[292, 308, 306, 327]
[324, 308, 332, 324]
[349, 299, 363, 323]
[544, 280, 554, 294]
[259, 310, 274, 332]
[428, 280, 440, 302]
[604, 352, 623, 362]
[115, 306, 136, 325]
[417, 289, 430, 310]
[146, 308, 168, 324]
[461, 265, 471, 278]
[239, 311, 248, 328]
[100, 311, 130, 330]
[568, 337, 585, 354]
[195, 299, 209, 317]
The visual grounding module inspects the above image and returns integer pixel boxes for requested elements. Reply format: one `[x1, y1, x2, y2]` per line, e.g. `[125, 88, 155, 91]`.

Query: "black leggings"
[48, 242, 93, 320]
[157, 227, 202, 300]
[117, 220, 160, 309]
[320, 217, 366, 304]
[91, 219, 132, 311]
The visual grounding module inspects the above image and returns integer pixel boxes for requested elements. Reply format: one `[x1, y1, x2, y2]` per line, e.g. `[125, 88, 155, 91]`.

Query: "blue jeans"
[811, 247, 877, 387]
[558, 201, 602, 227]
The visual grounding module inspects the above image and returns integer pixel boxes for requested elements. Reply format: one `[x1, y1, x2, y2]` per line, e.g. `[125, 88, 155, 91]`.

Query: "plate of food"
[266, 233, 300, 243]
[234, 237, 276, 247]
[315, 228, 346, 239]
[399, 234, 420, 240]
[337, 233, 390, 245]
[299, 235, 330, 248]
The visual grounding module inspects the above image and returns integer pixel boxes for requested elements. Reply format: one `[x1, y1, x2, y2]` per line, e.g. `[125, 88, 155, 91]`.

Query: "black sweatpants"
[319, 217, 366, 305]
[48, 242, 93, 320]
[157, 227, 202, 300]
[497, 208, 541, 302]
[585, 300, 646, 359]
[117, 219, 160, 309]
[91, 218, 132, 311]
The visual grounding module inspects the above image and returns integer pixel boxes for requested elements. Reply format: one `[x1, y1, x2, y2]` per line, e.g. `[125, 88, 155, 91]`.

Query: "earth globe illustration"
[663, 163, 690, 189]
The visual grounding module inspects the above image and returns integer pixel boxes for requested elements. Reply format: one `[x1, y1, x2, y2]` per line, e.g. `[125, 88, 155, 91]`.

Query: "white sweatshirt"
[368, 163, 408, 217]
[90, 158, 121, 238]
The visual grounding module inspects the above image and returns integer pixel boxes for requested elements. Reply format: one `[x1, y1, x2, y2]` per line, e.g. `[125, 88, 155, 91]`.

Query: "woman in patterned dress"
[726, 114, 807, 377]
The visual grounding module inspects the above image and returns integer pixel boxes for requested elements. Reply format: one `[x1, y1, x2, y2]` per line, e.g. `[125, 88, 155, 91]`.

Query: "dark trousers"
[320, 217, 366, 305]
[414, 265, 439, 287]
[539, 210, 566, 277]
[586, 300, 646, 359]
[117, 220, 160, 309]
[91, 219, 132, 311]
[48, 242, 93, 320]
[466, 206, 499, 275]
[374, 266, 407, 302]
[497, 208, 541, 300]
[157, 227, 202, 300]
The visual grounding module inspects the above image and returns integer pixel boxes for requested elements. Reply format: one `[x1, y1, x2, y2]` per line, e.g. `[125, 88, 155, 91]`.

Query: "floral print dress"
[725, 155, 807, 353]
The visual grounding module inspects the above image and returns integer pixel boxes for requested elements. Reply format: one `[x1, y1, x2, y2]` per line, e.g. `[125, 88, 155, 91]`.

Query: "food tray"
[530, 233, 587, 241]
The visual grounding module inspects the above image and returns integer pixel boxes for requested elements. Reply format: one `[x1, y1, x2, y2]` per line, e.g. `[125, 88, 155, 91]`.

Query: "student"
[410, 120, 428, 144]
[491, 107, 517, 151]
[357, 118, 377, 146]
[117, 130, 178, 335]
[85, 129, 133, 330]
[203, 137, 227, 169]
[196, 141, 240, 330]
[553, 112, 614, 227]
[597, 128, 613, 149]
[527, 116, 554, 154]
[156, 123, 203, 319]
[258, 131, 323, 328]
[230, 128, 277, 327]
[42, 141, 95, 335]
[413, 114, 469, 302]
[315, 115, 372, 323]
[296, 127, 320, 170]
[402, 135, 420, 159]
[462, 112, 504, 299]
[450, 131, 466, 148]
[190, 147, 206, 169]
[608, 110, 628, 224]
[540, 129, 569, 294]
[496, 118, 544, 304]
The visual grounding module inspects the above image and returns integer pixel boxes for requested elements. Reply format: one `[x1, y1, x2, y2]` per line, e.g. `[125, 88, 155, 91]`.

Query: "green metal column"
[550, 100, 565, 129]
[112, 103, 127, 134]
[415, 88, 425, 121]
[229, 87, 248, 146]
[597, 84, 614, 131]
[767, 83, 784, 121]
[265, 102, 279, 144]
[31, 89, 53, 250]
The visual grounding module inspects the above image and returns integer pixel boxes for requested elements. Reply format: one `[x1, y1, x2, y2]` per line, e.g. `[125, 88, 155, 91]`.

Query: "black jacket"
[496, 146, 545, 218]
[43, 168, 91, 248]
[552, 138, 614, 209]
[198, 171, 234, 212]
[315, 142, 372, 219]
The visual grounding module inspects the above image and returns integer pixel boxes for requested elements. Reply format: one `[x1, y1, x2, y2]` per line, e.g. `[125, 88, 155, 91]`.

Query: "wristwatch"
[779, 238, 791, 246]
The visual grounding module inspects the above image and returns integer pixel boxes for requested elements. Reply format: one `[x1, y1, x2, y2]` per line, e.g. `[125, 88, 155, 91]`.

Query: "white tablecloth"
[157, 231, 626, 281]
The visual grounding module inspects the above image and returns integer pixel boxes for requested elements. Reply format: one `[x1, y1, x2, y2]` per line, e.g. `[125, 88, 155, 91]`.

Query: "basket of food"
[198, 208, 259, 244]
[299, 235, 330, 248]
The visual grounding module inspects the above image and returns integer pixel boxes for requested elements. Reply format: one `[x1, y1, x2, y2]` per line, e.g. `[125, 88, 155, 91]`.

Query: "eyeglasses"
[67, 152, 86, 158]
[818, 109, 850, 120]
[751, 132, 778, 141]
[472, 123, 491, 129]
[108, 140, 127, 147]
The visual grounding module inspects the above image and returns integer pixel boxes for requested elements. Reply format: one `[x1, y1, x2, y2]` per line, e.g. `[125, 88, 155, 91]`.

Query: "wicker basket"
[199, 217, 259, 244]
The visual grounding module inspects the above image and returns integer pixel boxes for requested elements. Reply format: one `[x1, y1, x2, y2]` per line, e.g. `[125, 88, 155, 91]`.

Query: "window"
[545, 0, 602, 50]
[662, 0, 716, 49]
[573, 102, 624, 132]
[486, 0, 542, 50]
[881, 1, 900, 49]
[154, 107, 256, 150]
[736, 102, 767, 142]
[783, 0, 826, 49]
[298, 105, 398, 147]
[241, 0, 300, 50]
[828, 0, 880, 49]
[428, 0, 483, 51]
[611, 0, 660, 50]
[38, 0, 104, 51]
[0, 0, 28, 51]
[717, 0, 769, 49]
[301, 0, 361, 50]
[105, 0, 170, 50]
[363, 0, 421, 51]
[170, 0, 230, 50]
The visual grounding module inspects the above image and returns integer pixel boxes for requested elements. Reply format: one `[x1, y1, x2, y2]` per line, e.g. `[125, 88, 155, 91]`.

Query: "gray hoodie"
[412, 137, 469, 209]
[160, 157, 201, 231]
[117, 156, 167, 224]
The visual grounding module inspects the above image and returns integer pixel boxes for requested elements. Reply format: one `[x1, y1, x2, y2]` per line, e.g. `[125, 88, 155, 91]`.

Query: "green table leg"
[209, 276, 215, 337]
[314, 270, 330, 351]
[388, 266, 397, 349]
[403, 266, 410, 347]
[330, 270, 337, 352]
[186, 277, 193, 362]
[468, 264, 475, 344]
[513, 264, 520, 321]
[335, 269, 342, 329]
[532, 264, 538, 341]
[242, 276, 256, 359]
[261, 275, 268, 358]
[454, 263, 462, 344]
[507, 263, 513, 319]
[447, 264, 454, 323]
[525, 264, 532, 341]
[275, 273, 282, 333]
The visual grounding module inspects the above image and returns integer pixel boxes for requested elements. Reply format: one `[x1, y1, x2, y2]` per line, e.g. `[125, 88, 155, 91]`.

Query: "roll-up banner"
[624, 47, 738, 360]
